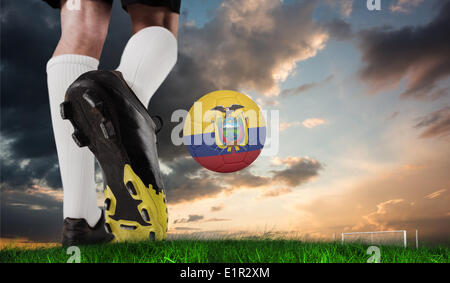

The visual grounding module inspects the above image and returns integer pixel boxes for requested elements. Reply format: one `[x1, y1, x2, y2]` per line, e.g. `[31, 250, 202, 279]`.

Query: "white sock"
[47, 54, 101, 228]
[117, 26, 177, 107]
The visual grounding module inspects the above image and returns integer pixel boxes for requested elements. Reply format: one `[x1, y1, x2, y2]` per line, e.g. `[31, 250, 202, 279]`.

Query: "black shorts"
[43, 0, 181, 14]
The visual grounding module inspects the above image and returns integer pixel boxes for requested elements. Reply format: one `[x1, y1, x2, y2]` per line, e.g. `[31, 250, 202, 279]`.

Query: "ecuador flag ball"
[183, 90, 266, 173]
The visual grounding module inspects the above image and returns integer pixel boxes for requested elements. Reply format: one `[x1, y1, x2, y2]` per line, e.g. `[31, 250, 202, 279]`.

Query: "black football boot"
[60, 70, 168, 242]
[62, 210, 114, 246]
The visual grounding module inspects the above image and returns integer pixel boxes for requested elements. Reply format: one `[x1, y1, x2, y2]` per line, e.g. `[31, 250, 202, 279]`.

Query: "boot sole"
[61, 78, 168, 242]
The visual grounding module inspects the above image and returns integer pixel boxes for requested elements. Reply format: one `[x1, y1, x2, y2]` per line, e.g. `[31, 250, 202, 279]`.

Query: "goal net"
[341, 230, 407, 248]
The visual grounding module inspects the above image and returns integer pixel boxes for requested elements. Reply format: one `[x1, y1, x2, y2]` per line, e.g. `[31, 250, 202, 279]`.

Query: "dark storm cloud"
[271, 157, 323, 187]
[204, 218, 230, 222]
[164, 154, 275, 203]
[322, 19, 352, 40]
[281, 82, 318, 97]
[172, 214, 231, 225]
[163, 158, 227, 203]
[414, 106, 450, 139]
[223, 169, 270, 188]
[1, 1, 58, 131]
[280, 75, 333, 97]
[173, 227, 201, 231]
[386, 111, 400, 121]
[0, 0, 61, 193]
[357, 1, 450, 100]
[173, 214, 204, 224]
[1, 188, 63, 242]
[164, 156, 323, 204]
[177, 0, 327, 95]
[1, 155, 61, 189]
[259, 187, 292, 198]
[210, 204, 224, 212]
[390, 0, 425, 13]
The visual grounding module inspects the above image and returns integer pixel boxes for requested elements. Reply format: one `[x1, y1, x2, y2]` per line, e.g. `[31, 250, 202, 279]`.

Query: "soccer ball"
[183, 90, 266, 173]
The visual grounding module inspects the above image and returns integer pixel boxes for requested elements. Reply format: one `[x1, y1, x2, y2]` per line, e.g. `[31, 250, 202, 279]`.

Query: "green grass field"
[1, 240, 448, 263]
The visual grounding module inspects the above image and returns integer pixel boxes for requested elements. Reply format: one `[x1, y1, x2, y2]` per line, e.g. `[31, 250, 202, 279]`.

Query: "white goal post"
[341, 230, 407, 248]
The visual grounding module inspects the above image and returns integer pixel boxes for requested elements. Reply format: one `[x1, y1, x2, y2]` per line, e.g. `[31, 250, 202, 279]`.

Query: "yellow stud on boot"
[104, 164, 168, 242]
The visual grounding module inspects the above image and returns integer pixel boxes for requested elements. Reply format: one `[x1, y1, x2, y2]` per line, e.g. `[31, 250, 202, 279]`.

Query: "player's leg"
[60, 1, 180, 242]
[45, 0, 113, 245]
[52, 0, 112, 58]
[109, 1, 179, 240]
[117, 1, 180, 107]
[127, 3, 179, 36]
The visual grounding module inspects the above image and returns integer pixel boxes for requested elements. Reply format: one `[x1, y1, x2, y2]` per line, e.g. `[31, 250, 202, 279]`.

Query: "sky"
[1, 0, 449, 245]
